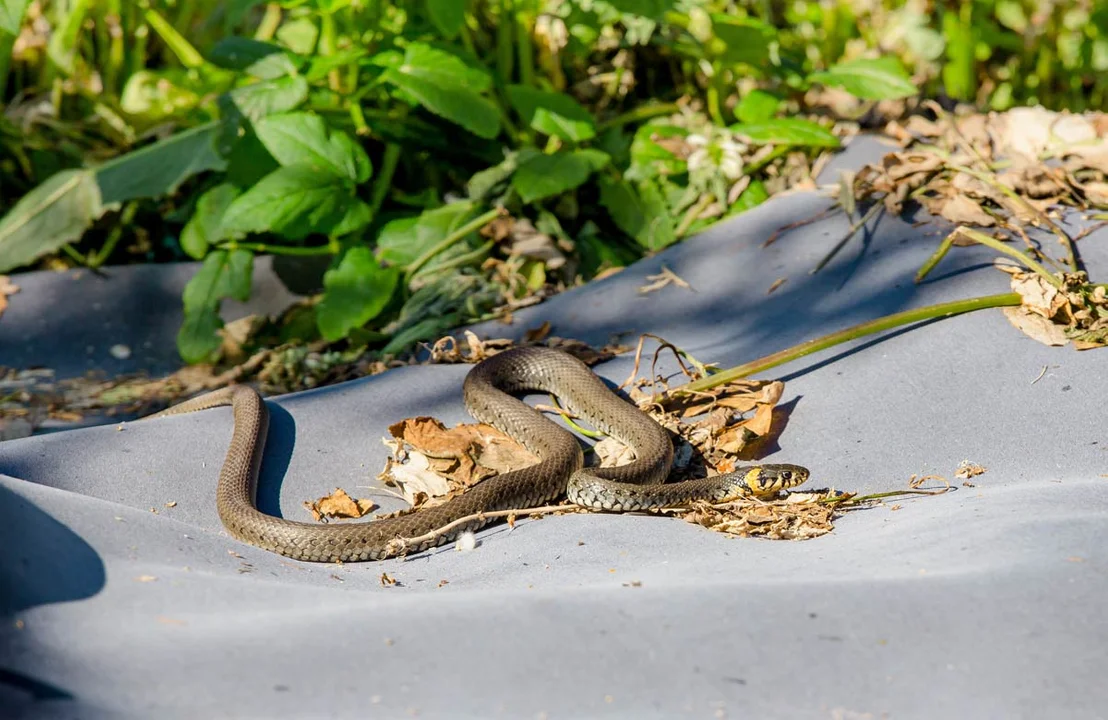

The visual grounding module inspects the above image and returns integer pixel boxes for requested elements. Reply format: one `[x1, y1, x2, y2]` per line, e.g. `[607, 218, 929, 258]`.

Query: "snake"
[151, 346, 810, 562]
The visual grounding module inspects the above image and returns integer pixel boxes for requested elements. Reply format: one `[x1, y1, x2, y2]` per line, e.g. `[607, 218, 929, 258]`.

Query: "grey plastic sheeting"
[3, 141, 1107, 719]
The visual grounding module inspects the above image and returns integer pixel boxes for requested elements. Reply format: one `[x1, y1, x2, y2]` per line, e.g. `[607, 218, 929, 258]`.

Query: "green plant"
[1, 1, 918, 364]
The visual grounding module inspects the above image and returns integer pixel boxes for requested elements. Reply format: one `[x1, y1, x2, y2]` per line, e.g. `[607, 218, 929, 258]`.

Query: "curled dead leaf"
[304, 488, 377, 522]
[939, 195, 996, 227]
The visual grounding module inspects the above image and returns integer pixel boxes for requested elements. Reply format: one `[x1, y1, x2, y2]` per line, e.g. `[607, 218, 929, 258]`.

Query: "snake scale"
[152, 346, 809, 562]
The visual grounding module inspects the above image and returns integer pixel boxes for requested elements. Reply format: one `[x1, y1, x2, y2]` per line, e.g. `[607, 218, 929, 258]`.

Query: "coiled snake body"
[152, 347, 809, 562]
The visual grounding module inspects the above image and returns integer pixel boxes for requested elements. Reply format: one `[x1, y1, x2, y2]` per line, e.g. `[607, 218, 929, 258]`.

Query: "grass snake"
[152, 346, 809, 562]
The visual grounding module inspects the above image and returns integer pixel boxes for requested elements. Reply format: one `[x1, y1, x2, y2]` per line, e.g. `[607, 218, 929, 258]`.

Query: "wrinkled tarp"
[2, 137, 1106, 719]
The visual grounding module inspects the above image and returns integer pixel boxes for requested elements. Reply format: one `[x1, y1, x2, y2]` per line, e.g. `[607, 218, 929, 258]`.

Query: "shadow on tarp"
[0, 482, 104, 711]
[0, 482, 105, 615]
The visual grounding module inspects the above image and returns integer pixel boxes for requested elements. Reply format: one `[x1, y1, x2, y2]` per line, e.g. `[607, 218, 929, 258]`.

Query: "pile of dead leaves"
[999, 267, 1108, 349]
[869, 106, 1108, 225]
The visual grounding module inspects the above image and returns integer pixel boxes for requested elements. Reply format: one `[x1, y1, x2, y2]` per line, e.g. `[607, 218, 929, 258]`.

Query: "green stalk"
[404, 207, 502, 283]
[422, 240, 495, 275]
[255, 3, 282, 41]
[0, 33, 14, 99]
[496, 0, 514, 84]
[664, 292, 1022, 400]
[515, 3, 535, 88]
[144, 9, 206, 69]
[319, 10, 340, 92]
[369, 143, 401, 218]
[916, 227, 1063, 288]
[597, 102, 682, 132]
[217, 242, 337, 256]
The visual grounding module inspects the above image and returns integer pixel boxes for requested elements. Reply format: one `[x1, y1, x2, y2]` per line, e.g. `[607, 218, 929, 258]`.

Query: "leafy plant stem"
[597, 103, 682, 132]
[424, 240, 495, 275]
[143, 9, 206, 69]
[662, 292, 1022, 401]
[915, 227, 1063, 288]
[404, 207, 503, 283]
[217, 242, 337, 256]
[89, 201, 139, 268]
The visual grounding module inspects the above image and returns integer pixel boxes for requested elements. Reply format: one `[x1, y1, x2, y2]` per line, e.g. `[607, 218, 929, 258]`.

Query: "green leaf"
[180, 183, 240, 259]
[390, 43, 491, 92]
[275, 16, 318, 54]
[177, 249, 254, 364]
[255, 112, 372, 182]
[512, 150, 609, 203]
[809, 56, 917, 100]
[221, 165, 357, 240]
[96, 122, 227, 204]
[0, 0, 31, 35]
[711, 15, 774, 66]
[376, 201, 476, 268]
[736, 90, 781, 124]
[380, 43, 500, 139]
[228, 74, 310, 122]
[730, 118, 840, 148]
[598, 176, 676, 252]
[330, 198, 373, 237]
[209, 37, 299, 79]
[728, 179, 769, 215]
[467, 148, 541, 201]
[304, 48, 366, 83]
[0, 169, 104, 273]
[506, 85, 596, 142]
[626, 124, 689, 181]
[316, 247, 400, 341]
[425, 0, 466, 38]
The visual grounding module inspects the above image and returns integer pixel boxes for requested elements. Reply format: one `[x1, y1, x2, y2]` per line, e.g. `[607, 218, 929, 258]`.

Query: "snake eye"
[780, 470, 793, 481]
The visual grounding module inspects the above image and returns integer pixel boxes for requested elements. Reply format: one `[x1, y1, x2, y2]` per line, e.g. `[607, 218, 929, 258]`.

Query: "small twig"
[810, 202, 884, 274]
[820, 486, 952, 508]
[762, 206, 841, 248]
[384, 503, 575, 556]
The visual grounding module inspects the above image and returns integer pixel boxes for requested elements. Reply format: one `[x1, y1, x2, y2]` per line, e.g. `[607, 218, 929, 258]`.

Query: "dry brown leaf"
[1002, 307, 1069, 346]
[1080, 181, 1108, 207]
[500, 218, 566, 269]
[938, 195, 996, 227]
[955, 461, 987, 479]
[0, 276, 18, 319]
[387, 416, 537, 489]
[304, 488, 377, 522]
[594, 436, 636, 468]
[382, 451, 451, 506]
[524, 321, 552, 343]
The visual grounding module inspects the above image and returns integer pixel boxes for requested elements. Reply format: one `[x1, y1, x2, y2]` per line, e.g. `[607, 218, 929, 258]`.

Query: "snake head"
[743, 463, 810, 498]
